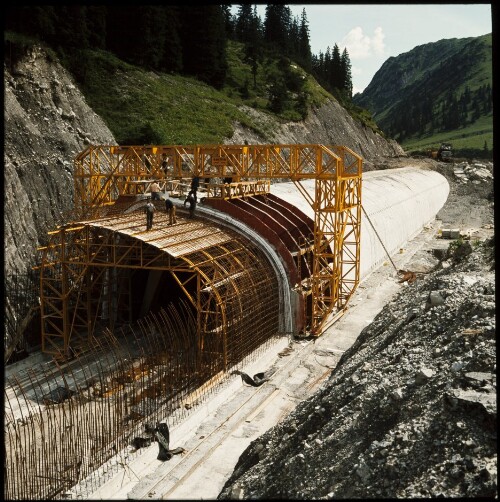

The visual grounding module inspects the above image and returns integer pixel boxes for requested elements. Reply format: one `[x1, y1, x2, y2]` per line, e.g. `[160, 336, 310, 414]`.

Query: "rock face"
[227, 101, 404, 164]
[218, 236, 496, 499]
[4, 44, 116, 358]
[4, 44, 116, 276]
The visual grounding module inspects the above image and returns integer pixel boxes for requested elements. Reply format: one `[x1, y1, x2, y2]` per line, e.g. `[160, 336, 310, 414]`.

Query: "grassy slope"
[77, 42, 337, 145]
[79, 49, 255, 144]
[402, 114, 493, 153]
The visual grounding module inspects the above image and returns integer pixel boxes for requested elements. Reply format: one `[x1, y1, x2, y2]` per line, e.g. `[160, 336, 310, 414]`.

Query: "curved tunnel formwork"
[39, 144, 364, 361]
[38, 210, 282, 378]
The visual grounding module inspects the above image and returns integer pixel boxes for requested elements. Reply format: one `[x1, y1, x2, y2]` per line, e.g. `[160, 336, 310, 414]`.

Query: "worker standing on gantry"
[184, 193, 196, 218]
[165, 196, 177, 225]
[150, 181, 161, 200]
[145, 198, 155, 230]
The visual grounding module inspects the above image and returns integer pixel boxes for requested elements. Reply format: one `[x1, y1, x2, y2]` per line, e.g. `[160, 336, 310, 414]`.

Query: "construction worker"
[150, 181, 161, 200]
[165, 197, 176, 225]
[184, 193, 196, 218]
[145, 198, 155, 230]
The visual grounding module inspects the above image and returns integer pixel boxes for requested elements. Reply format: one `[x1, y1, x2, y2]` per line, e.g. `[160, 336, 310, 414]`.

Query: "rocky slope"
[218, 168, 496, 498]
[4, 44, 116, 276]
[4, 44, 117, 358]
[227, 102, 404, 165]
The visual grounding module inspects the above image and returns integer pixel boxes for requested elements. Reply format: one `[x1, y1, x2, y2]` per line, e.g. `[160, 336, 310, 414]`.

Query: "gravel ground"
[218, 157, 496, 499]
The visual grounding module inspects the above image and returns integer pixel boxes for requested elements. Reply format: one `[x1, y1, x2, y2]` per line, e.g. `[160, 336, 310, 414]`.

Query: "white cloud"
[372, 27, 386, 56]
[340, 26, 386, 60]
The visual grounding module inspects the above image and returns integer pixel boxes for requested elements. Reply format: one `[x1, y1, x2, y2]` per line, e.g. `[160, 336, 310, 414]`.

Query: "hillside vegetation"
[83, 41, 384, 145]
[73, 41, 338, 145]
[5, 34, 380, 146]
[353, 34, 493, 158]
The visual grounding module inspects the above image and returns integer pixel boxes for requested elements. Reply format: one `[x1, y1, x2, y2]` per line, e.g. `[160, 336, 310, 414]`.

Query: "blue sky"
[238, 4, 492, 94]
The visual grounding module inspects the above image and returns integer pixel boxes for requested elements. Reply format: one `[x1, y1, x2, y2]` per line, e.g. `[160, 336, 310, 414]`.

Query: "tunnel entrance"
[38, 210, 283, 369]
[128, 269, 194, 321]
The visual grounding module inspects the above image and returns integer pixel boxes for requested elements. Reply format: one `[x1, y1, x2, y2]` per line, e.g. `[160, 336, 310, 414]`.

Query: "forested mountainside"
[353, 34, 492, 157]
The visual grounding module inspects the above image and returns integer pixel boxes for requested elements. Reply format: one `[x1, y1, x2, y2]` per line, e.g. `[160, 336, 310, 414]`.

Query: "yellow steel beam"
[41, 144, 362, 346]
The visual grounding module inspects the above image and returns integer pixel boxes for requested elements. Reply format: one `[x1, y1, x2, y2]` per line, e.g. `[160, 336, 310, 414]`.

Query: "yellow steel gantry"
[40, 144, 361, 358]
[71, 143, 362, 336]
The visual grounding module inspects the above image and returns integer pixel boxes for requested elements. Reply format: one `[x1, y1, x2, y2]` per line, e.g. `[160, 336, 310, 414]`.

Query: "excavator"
[429, 143, 453, 162]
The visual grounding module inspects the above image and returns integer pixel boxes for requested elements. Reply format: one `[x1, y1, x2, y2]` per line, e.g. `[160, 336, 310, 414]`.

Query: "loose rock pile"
[219, 236, 496, 499]
[453, 161, 494, 184]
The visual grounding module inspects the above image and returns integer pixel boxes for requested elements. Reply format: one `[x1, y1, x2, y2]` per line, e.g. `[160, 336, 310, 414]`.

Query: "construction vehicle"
[429, 143, 453, 162]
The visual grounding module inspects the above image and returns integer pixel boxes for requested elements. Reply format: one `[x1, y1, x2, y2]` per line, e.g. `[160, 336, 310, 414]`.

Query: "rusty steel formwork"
[4, 301, 280, 500]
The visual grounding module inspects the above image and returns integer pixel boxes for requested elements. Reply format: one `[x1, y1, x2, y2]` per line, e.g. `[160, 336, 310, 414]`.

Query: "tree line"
[5, 4, 353, 99]
[387, 83, 493, 141]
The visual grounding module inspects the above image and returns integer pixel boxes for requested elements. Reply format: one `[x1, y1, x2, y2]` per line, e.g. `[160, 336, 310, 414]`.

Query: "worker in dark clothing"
[165, 198, 176, 225]
[184, 193, 196, 218]
[185, 188, 198, 203]
[145, 199, 155, 230]
[185, 176, 199, 204]
[191, 176, 200, 192]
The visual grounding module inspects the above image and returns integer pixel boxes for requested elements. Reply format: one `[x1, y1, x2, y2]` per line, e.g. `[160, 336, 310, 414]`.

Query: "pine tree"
[340, 48, 352, 97]
[323, 47, 331, 85]
[264, 4, 291, 55]
[235, 4, 253, 43]
[6, 6, 57, 45]
[298, 8, 312, 71]
[57, 6, 90, 50]
[221, 4, 234, 39]
[160, 6, 183, 73]
[289, 15, 300, 61]
[330, 44, 341, 90]
[268, 71, 288, 113]
[179, 6, 227, 89]
[106, 6, 140, 64]
[133, 6, 167, 70]
[244, 6, 264, 89]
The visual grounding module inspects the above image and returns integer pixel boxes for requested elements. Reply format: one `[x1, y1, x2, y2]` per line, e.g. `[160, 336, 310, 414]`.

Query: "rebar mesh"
[5, 285, 282, 500]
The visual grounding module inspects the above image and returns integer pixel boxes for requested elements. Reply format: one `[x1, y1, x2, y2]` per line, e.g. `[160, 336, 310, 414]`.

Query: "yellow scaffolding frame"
[38, 215, 281, 361]
[41, 144, 361, 357]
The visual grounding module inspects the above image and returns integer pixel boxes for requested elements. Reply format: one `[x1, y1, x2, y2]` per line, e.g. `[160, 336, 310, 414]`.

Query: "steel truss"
[72, 144, 362, 335]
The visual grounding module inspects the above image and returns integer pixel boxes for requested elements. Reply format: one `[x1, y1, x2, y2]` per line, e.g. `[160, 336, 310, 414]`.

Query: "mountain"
[353, 34, 493, 157]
